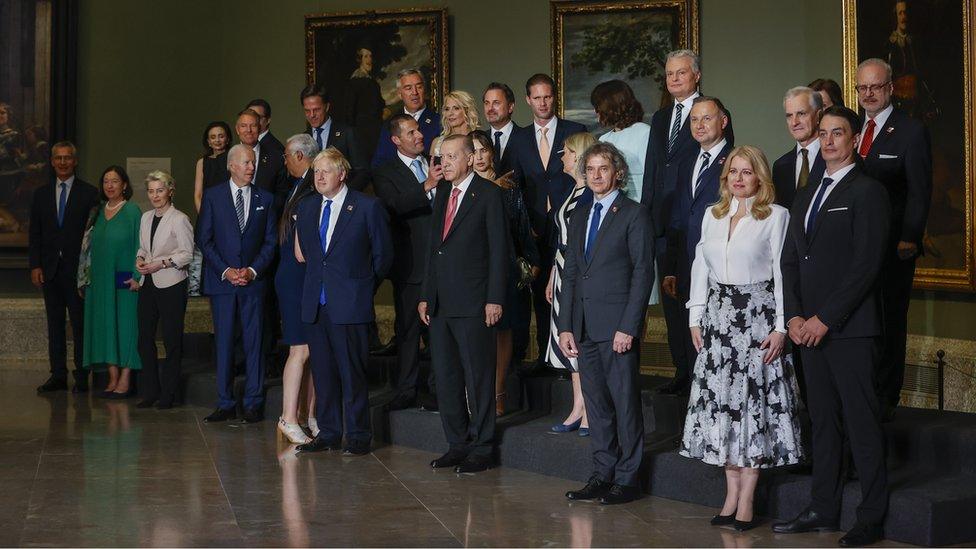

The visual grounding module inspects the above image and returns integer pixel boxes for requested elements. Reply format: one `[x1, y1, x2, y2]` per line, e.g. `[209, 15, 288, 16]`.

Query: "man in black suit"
[773, 106, 891, 547]
[236, 108, 286, 198]
[560, 142, 654, 505]
[373, 114, 443, 410]
[773, 86, 827, 209]
[855, 58, 933, 416]
[419, 134, 509, 474]
[372, 68, 443, 168]
[482, 82, 521, 176]
[29, 141, 100, 393]
[246, 98, 285, 155]
[300, 84, 369, 192]
[508, 73, 586, 370]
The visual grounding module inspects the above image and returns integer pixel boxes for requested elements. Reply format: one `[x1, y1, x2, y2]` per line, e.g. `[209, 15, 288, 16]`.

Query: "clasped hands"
[558, 330, 633, 358]
[787, 315, 829, 347]
[225, 267, 255, 286]
[417, 301, 503, 328]
[135, 257, 165, 276]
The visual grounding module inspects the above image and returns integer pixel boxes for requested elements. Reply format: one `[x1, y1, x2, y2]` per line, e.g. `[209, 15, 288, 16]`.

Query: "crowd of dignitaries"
[27, 46, 931, 545]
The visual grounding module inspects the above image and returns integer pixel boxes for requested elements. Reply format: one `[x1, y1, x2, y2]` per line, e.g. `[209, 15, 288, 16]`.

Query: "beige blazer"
[137, 206, 194, 288]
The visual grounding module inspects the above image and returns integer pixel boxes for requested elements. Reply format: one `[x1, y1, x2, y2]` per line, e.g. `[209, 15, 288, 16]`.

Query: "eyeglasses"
[855, 82, 891, 94]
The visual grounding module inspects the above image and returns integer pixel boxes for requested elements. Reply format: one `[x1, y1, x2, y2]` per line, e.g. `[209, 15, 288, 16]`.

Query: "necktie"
[668, 103, 684, 154]
[693, 151, 711, 197]
[318, 199, 333, 305]
[314, 127, 324, 151]
[798, 148, 810, 189]
[410, 158, 426, 183]
[585, 202, 603, 262]
[539, 127, 551, 169]
[57, 182, 67, 227]
[859, 118, 876, 158]
[235, 188, 246, 232]
[806, 177, 833, 234]
[441, 187, 461, 241]
[493, 131, 503, 158]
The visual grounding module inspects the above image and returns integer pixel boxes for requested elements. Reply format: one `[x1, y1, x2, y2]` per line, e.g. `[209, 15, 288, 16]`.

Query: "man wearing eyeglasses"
[854, 58, 932, 421]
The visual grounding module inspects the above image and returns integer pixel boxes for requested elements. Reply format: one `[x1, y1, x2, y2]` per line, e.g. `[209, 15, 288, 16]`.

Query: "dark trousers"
[307, 305, 371, 443]
[137, 277, 187, 403]
[392, 280, 434, 397]
[578, 327, 644, 487]
[878, 253, 916, 409]
[528, 238, 554, 364]
[510, 287, 533, 364]
[41, 266, 87, 381]
[429, 314, 496, 457]
[659, 243, 695, 384]
[211, 291, 265, 410]
[802, 337, 888, 525]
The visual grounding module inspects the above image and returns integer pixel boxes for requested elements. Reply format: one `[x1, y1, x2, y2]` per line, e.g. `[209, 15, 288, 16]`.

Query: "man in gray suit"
[558, 142, 654, 505]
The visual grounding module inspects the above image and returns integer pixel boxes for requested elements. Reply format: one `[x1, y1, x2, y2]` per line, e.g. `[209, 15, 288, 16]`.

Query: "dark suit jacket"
[509, 118, 587, 238]
[859, 108, 932, 246]
[781, 166, 890, 338]
[772, 146, 826, 209]
[28, 177, 100, 280]
[308, 119, 370, 191]
[253, 142, 286, 196]
[557, 192, 654, 342]
[372, 107, 443, 168]
[421, 174, 509, 317]
[295, 188, 392, 325]
[260, 131, 284, 154]
[372, 157, 434, 284]
[196, 182, 277, 296]
[489, 122, 521, 176]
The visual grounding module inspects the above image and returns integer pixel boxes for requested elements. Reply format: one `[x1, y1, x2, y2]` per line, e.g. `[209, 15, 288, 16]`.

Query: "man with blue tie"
[300, 84, 369, 191]
[294, 148, 393, 455]
[372, 68, 443, 168]
[197, 144, 277, 424]
[773, 86, 827, 209]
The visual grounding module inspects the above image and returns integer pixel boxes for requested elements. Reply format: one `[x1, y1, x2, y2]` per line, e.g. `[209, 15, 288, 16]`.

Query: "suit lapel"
[326, 189, 356, 256]
[867, 114, 897, 157]
[150, 206, 174, 251]
[443, 178, 479, 241]
[243, 187, 262, 234]
[583, 193, 625, 271]
[808, 170, 857, 244]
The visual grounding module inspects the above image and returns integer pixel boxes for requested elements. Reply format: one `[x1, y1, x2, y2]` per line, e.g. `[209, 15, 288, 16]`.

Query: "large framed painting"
[844, 0, 976, 291]
[305, 8, 449, 164]
[551, 0, 699, 131]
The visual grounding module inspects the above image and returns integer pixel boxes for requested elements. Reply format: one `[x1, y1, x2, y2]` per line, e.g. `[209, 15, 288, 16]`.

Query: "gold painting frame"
[843, 0, 976, 291]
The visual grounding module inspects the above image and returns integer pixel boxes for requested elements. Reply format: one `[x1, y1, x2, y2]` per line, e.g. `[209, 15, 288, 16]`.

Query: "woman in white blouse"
[678, 145, 803, 531]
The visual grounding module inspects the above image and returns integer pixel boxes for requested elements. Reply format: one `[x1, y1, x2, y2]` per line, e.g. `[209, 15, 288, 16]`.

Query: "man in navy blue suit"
[294, 148, 393, 455]
[197, 144, 277, 424]
[773, 86, 826, 209]
[372, 68, 442, 168]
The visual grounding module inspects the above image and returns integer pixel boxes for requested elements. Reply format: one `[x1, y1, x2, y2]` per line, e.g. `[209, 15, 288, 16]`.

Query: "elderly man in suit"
[373, 68, 443, 167]
[419, 134, 509, 474]
[560, 142, 654, 505]
[197, 144, 277, 424]
[773, 106, 891, 547]
[773, 86, 827, 209]
[30, 141, 100, 393]
[300, 84, 369, 192]
[373, 114, 443, 411]
[293, 148, 392, 455]
[855, 57, 933, 418]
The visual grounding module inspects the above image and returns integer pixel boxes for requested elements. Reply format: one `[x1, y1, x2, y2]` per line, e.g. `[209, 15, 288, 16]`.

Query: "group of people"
[28, 46, 931, 546]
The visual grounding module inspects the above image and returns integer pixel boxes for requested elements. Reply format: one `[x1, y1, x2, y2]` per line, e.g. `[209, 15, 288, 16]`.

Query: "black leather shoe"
[136, 398, 157, 409]
[839, 522, 883, 546]
[242, 407, 264, 423]
[656, 378, 689, 395]
[430, 449, 468, 469]
[203, 407, 237, 423]
[710, 511, 736, 526]
[771, 508, 839, 534]
[72, 379, 89, 393]
[734, 517, 761, 532]
[454, 455, 492, 474]
[386, 394, 416, 411]
[297, 436, 341, 453]
[599, 484, 640, 505]
[37, 377, 68, 393]
[369, 338, 397, 357]
[343, 440, 371, 456]
[565, 476, 612, 501]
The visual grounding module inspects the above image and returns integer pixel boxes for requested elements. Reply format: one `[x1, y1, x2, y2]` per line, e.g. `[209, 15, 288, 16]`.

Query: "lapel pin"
[425, 118, 432, 124]
[611, 205, 619, 213]
[335, 131, 342, 137]
[346, 204, 353, 211]
[887, 127, 895, 134]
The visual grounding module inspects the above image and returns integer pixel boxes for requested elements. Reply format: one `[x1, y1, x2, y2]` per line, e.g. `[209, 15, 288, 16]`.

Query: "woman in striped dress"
[545, 132, 596, 434]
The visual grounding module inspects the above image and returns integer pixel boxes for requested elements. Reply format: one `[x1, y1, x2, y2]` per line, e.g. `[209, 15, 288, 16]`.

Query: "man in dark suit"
[855, 58, 933, 416]
[29, 141, 100, 393]
[559, 142, 654, 505]
[236, 108, 287, 198]
[372, 114, 443, 410]
[197, 144, 277, 424]
[508, 73, 586, 370]
[773, 106, 891, 547]
[773, 86, 827, 209]
[482, 82, 521, 176]
[372, 68, 443, 168]
[300, 84, 369, 192]
[246, 98, 284, 154]
[419, 134, 509, 474]
[294, 148, 393, 455]
[660, 96, 733, 395]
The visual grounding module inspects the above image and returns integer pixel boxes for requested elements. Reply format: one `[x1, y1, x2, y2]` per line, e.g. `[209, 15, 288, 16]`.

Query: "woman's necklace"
[105, 199, 126, 211]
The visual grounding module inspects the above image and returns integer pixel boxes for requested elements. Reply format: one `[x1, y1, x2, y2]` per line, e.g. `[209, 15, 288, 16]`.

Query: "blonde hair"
[312, 146, 351, 177]
[563, 132, 597, 177]
[145, 170, 175, 191]
[711, 145, 776, 221]
[439, 90, 480, 139]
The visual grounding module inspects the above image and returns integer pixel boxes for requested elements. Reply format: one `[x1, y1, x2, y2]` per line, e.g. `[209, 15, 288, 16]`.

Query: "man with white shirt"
[246, 98, 284, 154]
[483, 82, 521, 175]
[773, 86, 826, 209]
[236, 108, 285, 197]
[300, 84, 368, 191]
[372, 68, 443, 167]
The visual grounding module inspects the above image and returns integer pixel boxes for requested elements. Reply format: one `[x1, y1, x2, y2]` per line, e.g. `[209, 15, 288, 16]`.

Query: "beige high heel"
[277, 417, 312, 444]
[308, 417, 320, 438]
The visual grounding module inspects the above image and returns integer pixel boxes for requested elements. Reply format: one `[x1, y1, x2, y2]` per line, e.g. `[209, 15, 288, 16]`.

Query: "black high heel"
[733, 517, 761, 532]
[710, 510, 736, 526]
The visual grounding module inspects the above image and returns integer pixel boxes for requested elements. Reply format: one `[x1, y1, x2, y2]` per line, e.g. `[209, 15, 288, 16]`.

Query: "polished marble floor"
[0, 385, 909, 547]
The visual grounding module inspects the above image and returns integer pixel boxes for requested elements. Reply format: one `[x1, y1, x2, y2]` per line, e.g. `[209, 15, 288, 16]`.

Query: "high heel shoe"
[278, 417, 312, 445]
[710, 510, 736, 526]
[307, 417, 320, 438]
[578, 427, 590, 437]
[733, 517, 761, 532]
[551, 418, 582, 433]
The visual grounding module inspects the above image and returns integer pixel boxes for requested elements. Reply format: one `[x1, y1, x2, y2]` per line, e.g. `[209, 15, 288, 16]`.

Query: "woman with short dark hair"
[808, 78, 845, 109]
[592, 80, 651, 203]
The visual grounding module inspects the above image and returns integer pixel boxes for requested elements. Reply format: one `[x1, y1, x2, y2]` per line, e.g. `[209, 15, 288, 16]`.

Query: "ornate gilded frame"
[843, 0, 976, 291]
[304, 7, 450, 113]
[550, 0, 700, 120]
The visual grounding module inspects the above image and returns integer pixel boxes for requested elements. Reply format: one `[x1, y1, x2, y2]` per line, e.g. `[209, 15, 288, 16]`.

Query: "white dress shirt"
[319, 183, 349, 252]
[397, 150, 435, 200]
[668, 91, 699, 135]
[585, 188, 620, 234]
[859, 103, 894, 149]
[222, 180, 256, 281]
[794, 138, 821, 187]
[313, 117, 334, 148]
[488, 120, 515, 159]
[687, 196, 790, 332]
[55, 175, 76, 215]
[405, 106, 426, 121]
[258, 129, 270, 143]
[534, 117, 558, 158]
[250, 142, 262, 184]
[804, 162, 856, 230]
[691, 138, 727, 196]
[447, 172, 475, 213]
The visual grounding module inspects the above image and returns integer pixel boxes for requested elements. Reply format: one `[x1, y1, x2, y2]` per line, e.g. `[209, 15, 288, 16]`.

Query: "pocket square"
[879, 154, 898, 159]
[256, 206, 265, 211]
[827, 207, 849, 212]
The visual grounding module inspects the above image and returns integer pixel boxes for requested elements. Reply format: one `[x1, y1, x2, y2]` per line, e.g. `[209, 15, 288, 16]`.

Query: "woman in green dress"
[81, 165, 142, 398]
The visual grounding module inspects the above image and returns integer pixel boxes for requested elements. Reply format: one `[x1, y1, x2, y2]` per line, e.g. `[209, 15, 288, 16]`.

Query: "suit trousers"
[307, 305, 371, 443]
[578, 328, 645, 487]
[528, 238, 554, 364]
[879, 253, 916, 409]
[211, 291, 265, 410]
[429, 314, 496, 457]
[392, 281, 434, 397]
[42, 266, 87, 381]
[802, 337, 888, 525]
[137, 277, 188, 403]
[659, 243, 695, 384]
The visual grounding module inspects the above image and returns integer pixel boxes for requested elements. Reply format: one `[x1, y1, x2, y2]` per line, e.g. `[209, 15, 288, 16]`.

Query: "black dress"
[202, 152, 230, 188]
[498, 180, 539, 330]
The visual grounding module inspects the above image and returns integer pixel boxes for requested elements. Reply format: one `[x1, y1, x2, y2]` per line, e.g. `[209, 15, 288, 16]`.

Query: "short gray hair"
[227, 143, 254, 169]
[286, 133, 320, 161]
[857, 58, 893, 81]
[783, 86, 823, 112]
[145, 170, 175, 191]
[396, 68, 425, 87]
[666, 49, 701, 74]
[579, 141, 630, 191]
